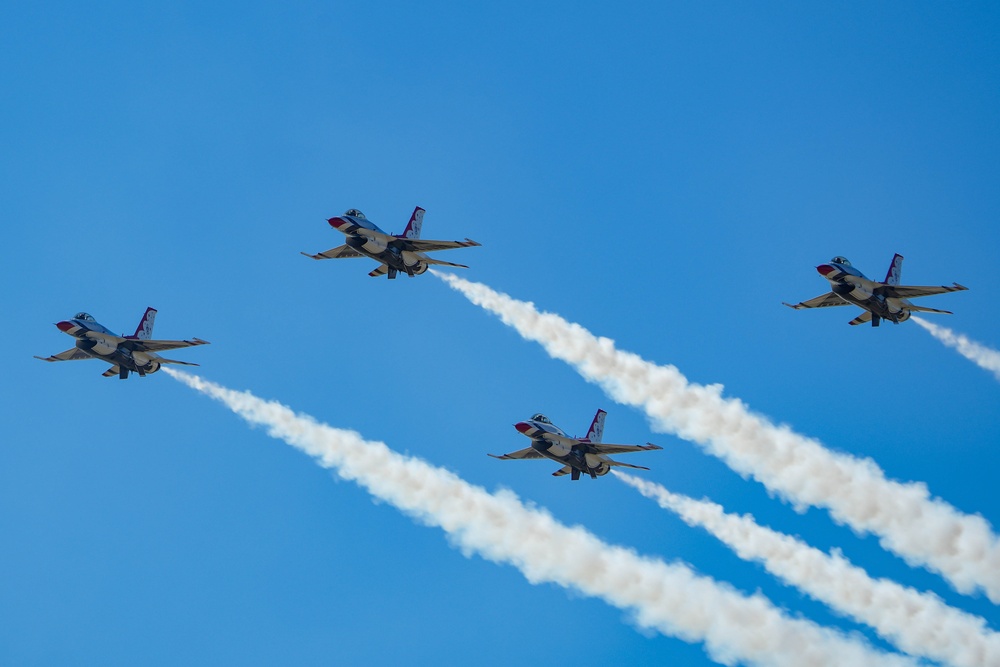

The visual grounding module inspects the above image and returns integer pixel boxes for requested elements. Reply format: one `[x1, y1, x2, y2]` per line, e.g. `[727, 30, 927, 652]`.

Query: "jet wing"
[300, 245, 365, 260]
[488, 447, 546, 460]
[127, 338, 210, 353]
[399, 238, 481, 253]
[875, 283, 968, 299]
[590, 442, 662, 455]
[783, 292, 850, 309]
[34, 348, 91, 362]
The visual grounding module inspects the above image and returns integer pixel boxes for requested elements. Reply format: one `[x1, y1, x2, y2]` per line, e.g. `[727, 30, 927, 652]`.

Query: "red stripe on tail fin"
[586, 409, 607, 443]
[401, 206, 425, 239]
[884, 253, 904, 286]
[131, 307, 157, 340]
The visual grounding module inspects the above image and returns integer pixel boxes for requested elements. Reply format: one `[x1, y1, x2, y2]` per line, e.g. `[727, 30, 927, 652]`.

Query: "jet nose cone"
[816, 264, 835, 276]
[56, 320, 74, 332]
[327, 216, 348, 230]
[514, 422, 531, 434]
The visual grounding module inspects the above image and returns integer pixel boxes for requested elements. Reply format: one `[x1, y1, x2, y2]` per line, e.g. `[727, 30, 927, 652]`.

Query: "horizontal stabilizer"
[906, 305, 954, 315]
[848, 312, 873, 326]
[422, 257, 470, 269]
[158, 358, 200, 366]
[102, 365, 121, 378]
[606, 460, 651, 471]
[301, 245, 365, 260]
[368, 265, 389, 278]
[552, 465, 573, 476]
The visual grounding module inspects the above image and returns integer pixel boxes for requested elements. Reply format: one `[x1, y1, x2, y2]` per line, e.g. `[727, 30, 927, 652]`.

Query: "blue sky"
[3, 3, 999, 665]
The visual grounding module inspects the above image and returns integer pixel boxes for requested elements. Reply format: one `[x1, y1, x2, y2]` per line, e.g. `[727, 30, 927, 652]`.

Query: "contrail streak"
[434, 271, 1000, 603]
[164, 368, 913, 667]
[618, 473, 1000, 667]
[912, 317, 1000, 382]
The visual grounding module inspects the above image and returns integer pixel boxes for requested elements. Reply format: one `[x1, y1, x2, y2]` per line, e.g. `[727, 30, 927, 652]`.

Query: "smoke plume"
[434, 271, 1000, 603]
[165, 368, 913, 667]
[912, 317, 1000, 382]
[618, 473, 1000, 667]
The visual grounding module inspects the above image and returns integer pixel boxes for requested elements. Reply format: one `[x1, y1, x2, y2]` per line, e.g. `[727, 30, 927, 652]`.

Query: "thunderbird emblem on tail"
[35, 308, 208, 379]
[302, 206, 480, 279]
[783, 254, 967, 327]
[489, 410, 662, 480]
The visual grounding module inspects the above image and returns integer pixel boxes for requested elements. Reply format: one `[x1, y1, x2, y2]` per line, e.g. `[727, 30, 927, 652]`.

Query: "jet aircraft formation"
[37, 205, 970, 480]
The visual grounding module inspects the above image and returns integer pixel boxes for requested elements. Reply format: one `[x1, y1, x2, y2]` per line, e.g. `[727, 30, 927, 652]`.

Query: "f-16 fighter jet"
[35, 308, 208, 379]
[301, 206, 480, 279]
[783, 254, 967, 327]
[489, 410, 662, 480]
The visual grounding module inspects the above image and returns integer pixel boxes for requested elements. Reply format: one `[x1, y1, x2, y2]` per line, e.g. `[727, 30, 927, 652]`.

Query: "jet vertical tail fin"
[585, 409, 607, 443]
[884, 253, 904, 286]
[130, 307, 157, 340]
[401, 206, 425, 239]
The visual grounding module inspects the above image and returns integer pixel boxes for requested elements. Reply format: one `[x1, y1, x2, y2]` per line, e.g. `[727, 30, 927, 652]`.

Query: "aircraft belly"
[838, 293, 910, 323]
[535, 449, 574, 468]
[533, 438, 571, 458]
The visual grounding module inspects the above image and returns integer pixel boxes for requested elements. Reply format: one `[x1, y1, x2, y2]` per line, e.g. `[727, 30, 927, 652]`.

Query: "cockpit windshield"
[830, 256, 852, 266]
[73, 312, 95, 322]
[530, 413, 551, 424]
[344, 209, 366, 220]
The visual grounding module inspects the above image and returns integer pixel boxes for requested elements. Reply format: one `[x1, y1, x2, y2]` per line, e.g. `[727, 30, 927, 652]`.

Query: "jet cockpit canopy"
[830, 256, 852, 267]
[344, 209, 366, 220]
[73, 312, 95, 322]
[530, 413, 551, 424]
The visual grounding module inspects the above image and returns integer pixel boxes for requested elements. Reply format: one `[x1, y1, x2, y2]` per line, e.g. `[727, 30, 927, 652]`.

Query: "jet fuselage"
[329, 212, 431, 277]
[56, 315, 165, 376]
[514, 418, 612, 479]
[817, 262, 912, 324]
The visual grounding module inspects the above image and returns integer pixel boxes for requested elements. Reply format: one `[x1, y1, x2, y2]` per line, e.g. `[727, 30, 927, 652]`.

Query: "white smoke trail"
[164, 368, 914, 667]
[434, 271, 1000, 603]
[618, 473, 1000, 667]
[912, 316, 1000, 382]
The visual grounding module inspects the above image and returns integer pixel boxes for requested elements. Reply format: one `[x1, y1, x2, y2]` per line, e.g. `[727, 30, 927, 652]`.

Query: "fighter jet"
[35, 308, 208, 379]
[301, 206, 480, 279]
[783, 254, 967, 327]
[489, 410, 662, 480]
